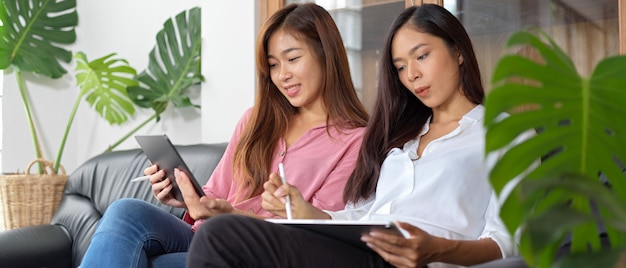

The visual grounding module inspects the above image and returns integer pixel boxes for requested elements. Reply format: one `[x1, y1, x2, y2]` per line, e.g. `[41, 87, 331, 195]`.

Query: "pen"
[278, 163, 293, 220]
[131, 175, 150, 182]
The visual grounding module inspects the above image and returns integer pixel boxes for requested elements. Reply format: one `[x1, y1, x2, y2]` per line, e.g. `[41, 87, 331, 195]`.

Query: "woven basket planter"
[0, 159, 67, 230]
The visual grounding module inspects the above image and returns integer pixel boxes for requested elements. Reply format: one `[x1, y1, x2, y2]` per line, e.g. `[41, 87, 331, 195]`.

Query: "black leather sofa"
[0, 143, 228, 268]
[0, 142, 528, 268]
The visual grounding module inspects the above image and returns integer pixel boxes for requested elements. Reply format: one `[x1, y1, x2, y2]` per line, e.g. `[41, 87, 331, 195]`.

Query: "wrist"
[306, 205, 330, 219]
[431, 236, 458, 264]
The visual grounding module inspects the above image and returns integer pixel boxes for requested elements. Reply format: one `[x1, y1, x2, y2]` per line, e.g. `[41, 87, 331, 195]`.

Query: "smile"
[284, 84, 301, 97]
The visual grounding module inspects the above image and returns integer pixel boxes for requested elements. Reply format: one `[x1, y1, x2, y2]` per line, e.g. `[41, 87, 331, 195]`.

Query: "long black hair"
[343, 4, 484, 203]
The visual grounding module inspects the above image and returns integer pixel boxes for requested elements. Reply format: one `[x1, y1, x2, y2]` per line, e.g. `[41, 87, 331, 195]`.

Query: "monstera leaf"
[0, 0, 77, 172]
[102, 7, 202, 153]
[53, 52, 138, 172]
[74, 52, 138, 125]
[484, 30, 626, 267]
[127, 6, 202, 117]
[0, 0, 77, 78]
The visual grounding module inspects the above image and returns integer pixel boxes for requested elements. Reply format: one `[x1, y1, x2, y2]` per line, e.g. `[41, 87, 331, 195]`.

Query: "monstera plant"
[0, 0, 78, 172]
[0, 0, 202, 173]
[111, 6, 203, 152]
[484, 30, 626, 267]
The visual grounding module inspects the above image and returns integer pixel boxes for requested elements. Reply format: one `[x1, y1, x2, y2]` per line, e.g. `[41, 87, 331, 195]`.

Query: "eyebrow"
[392, 43, 425, 64]
[267, 47, 302, 59]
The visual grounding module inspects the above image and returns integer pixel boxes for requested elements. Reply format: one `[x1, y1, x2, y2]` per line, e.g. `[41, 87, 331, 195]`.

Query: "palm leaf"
[74, 52, 138, 125]
[485, 30, 626, 265]
[0, 0, 77, 78]
[127, 7, 202, 116]
[520, 175, 626, 267]
[554, 248, 626, 268]
[52, 52, 138, 171]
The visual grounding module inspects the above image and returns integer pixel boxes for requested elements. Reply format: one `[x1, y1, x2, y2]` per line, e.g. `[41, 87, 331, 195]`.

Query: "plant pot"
[0, 159, 67, 230]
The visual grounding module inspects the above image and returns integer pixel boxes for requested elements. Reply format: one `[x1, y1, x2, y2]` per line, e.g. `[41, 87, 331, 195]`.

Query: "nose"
[407, 60, 420, 82]
[278, 65, 292, 81]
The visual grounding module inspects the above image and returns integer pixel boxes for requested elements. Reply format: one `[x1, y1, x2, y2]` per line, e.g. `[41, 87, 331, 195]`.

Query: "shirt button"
[248, 209, 254, 213]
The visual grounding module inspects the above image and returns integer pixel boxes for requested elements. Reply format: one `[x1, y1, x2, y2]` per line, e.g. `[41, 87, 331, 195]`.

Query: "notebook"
[265, 219, 404, 252]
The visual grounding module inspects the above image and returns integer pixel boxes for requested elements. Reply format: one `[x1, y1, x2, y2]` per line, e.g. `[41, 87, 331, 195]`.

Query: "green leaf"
[74, 52, 138, 125]
[127, 7, 202, 115]
[0, 0, 77, 78]
[524, 206, 590, 256]
[485, 30, 626, 265]
[505, 31, 577, 76]
[516, 175, 626, 266]
[553, 248, 626, 268]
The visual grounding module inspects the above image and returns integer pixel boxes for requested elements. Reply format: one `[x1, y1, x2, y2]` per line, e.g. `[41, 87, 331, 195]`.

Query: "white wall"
[1, 1, 256, 173]
[202, 2, 257, 144]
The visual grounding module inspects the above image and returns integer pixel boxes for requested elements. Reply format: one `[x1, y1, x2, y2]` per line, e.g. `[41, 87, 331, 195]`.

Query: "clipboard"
[265, 219, 404, 252]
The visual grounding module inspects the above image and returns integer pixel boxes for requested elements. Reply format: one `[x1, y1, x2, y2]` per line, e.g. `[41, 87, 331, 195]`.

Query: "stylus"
[278, 163, 293, 220]
[131, 175, 150, 182]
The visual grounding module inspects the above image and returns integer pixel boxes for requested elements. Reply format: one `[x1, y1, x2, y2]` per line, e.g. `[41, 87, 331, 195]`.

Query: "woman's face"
[391, 25, 464, 109]
[267, 29, 324, 110]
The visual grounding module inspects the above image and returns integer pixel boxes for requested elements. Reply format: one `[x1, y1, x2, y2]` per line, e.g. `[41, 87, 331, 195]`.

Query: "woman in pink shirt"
[80, 3, 368, 268]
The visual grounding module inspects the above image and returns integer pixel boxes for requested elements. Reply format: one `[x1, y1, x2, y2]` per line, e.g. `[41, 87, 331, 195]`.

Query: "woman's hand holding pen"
[145, 165, 186, 208]
[262, 173, 329, 219]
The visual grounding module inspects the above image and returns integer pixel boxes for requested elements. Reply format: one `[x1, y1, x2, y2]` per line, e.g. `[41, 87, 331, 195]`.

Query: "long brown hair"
[343, 4, 484, 203]
[233, 3, 368, 199]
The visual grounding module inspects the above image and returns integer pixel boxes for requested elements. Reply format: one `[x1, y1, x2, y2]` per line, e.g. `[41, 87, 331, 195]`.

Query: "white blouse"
[326, 105, 515, 268]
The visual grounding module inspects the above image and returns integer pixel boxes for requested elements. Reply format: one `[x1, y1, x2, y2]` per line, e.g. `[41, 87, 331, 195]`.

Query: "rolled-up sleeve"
[478, 191, 516, 258]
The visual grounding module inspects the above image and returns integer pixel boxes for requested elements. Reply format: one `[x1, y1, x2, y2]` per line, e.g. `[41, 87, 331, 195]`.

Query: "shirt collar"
[417, 104, 483, 135]
[461, 104, 484, 124]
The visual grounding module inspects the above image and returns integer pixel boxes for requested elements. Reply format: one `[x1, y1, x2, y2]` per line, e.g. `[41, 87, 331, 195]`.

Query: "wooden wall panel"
[406, 0, 443, 7]
[617, 0, 626, 54]
[259, 0, 284, 26]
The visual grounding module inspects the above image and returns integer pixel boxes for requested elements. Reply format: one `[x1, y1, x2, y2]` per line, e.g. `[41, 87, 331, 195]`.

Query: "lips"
[414, 86, 429, 98]
[284, 84, 301, 97]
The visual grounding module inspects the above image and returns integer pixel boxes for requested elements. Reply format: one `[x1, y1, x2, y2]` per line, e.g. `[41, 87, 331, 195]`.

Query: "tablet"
[135, 134, 205, 202]
[265, 219, 404, 252]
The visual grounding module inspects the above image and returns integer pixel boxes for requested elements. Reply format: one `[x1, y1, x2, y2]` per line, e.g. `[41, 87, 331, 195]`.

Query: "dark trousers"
[186, 214, 393, 268]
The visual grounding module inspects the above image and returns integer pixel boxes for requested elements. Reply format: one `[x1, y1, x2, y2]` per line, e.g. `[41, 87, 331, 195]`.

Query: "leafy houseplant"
[117, 6, 203, 152]
[0, 0, 202, 173]
[484, 30, 626, 267]
[0, 0, 80, 173]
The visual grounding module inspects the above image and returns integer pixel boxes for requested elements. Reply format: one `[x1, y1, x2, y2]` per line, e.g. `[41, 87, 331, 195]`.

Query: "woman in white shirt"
[186, 4, 514, 268]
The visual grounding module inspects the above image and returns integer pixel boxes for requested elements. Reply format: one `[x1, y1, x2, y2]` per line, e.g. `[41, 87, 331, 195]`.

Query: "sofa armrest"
[0, 224, 73, 268]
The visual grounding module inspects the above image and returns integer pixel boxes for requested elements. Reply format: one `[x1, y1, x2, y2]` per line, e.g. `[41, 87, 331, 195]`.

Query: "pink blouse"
[192, 108, 365, 231]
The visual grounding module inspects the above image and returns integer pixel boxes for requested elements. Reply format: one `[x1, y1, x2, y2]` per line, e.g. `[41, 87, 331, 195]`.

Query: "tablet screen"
[135, 134, 206, 202]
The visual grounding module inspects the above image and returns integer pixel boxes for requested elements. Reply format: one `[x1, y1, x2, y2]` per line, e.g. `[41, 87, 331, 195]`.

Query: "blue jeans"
[80, 198, 193, 268]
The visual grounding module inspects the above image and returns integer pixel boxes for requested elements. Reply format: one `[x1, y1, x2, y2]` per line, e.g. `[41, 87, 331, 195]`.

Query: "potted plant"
[0, 0, 202, 173]
[0, 0, 202, 229]
[484, 29, 626, 267]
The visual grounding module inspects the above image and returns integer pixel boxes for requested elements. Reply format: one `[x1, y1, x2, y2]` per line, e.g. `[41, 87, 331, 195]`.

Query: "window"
[266, 0, 624, 105]
[445, 0, 620, 93]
